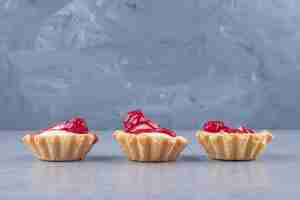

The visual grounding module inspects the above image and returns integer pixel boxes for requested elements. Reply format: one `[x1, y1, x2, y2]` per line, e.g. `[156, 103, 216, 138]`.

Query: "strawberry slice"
[238, 126, 255, 133]
[40, 117, 98, 144]
[155, 128, 177, 137]
[123, 110, 176, 137]
[203, 120, 225, 133]
[203, 121, 255, 134]
[128, 122, 154, 132]
[123, 110, 145, 131]
[124, 110, 143, 124]
[128, 121, 160, 132]
[47, 117, 89, 134]
[221, 126, 240, 133]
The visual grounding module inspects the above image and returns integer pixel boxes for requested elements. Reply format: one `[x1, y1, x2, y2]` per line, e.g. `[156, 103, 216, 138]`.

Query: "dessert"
[114, 110, 189, 162]
[22, 117, 98, 161]
[196, 120, 272, 160]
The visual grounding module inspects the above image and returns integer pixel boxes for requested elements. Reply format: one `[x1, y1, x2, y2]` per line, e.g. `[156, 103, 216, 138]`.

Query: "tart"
[114, 110, 189, 162]
[22, 117, 98, 161]
[196, 121, 272, 161]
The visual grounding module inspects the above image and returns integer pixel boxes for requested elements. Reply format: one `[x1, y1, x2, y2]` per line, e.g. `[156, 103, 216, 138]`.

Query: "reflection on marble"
[0, 131, 300, 199]
[112, 163, 188, 196]
[109, 158, 271, 197]
[206, 161, 270, 190]
[29, 161, 98, 194]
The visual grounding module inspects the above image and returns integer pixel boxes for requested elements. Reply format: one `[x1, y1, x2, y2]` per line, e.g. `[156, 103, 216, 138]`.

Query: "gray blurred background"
[0, 0, 300, 130]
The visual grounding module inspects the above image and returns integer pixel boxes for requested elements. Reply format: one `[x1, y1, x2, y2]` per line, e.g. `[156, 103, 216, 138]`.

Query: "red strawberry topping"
[203, 121, 225, 132]
[123, 110, 176, 137]
[47, 117, 89, 134]
[238, 126, 255, 133]
[38, 117, 98, 144]
[203, 120, 255, 134]
[221, 126, 237, 133]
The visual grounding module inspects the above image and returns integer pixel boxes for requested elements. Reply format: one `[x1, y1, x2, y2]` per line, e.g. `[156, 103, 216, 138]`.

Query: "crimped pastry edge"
[196, 130, 273, 160]
[22, 133, 98, 161]
[114, 130, 189, 162]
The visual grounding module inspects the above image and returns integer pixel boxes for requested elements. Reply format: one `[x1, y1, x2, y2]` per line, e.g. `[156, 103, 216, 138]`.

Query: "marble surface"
[0, 130, 298, 199]
[1, 0, 300, 129]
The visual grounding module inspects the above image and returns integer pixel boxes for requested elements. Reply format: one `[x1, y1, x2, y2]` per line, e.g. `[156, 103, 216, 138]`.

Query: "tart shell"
[196, 130, 272, 161]
[22, 133, 98, 161]
[114, 130, 189, 162]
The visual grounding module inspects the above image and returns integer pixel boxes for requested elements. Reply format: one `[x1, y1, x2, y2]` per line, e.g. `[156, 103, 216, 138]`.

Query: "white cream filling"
[138, 132, 174, 139]
[114, 130, 188, 143]
[134, 132, 188, 142]
[39, 130, 80, 136]
[123, 130, 177, 139]
[201, 130, 257, 135]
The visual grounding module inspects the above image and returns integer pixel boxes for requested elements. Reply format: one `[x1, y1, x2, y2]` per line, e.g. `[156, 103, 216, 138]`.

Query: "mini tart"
[114, 130, 189, 162]
[196, 130, 272, 161]
[22, 131, 98, 161]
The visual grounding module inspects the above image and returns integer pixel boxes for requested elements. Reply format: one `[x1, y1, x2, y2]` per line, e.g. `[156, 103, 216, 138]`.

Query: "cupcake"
[114, 110, 189, 162]
[22, 117, 98, 161]
[196, 121, 272, 161]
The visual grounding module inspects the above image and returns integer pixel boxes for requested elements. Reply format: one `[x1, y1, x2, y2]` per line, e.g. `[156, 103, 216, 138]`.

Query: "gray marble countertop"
[0, 130, 298, 199]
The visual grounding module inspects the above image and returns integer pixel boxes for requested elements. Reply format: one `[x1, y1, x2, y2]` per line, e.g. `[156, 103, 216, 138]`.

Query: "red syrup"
[123, 110, 176, 137]
[203, 120, 255, 134]
[39, 117, 98, 144]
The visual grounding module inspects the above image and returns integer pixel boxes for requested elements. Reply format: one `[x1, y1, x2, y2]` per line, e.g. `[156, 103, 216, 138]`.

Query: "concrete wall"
[1, 0, 300, 129]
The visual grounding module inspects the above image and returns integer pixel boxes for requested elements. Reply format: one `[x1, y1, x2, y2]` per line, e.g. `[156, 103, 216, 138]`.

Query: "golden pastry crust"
[22, 133, 98, 161]
[114, 130, 189, 162]
[196, 130, 272, 161]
